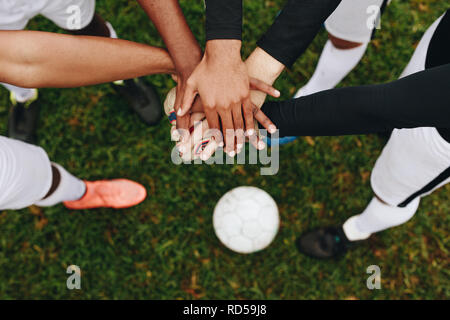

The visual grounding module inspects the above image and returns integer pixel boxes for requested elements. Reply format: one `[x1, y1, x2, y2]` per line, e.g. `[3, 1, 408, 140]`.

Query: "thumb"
[179, 81, 197, 117]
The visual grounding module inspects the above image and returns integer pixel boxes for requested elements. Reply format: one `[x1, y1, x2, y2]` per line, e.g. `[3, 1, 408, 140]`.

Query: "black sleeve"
[261, 64, 450, 137]
[205, 0, 242, 41]
[257, 0, 341, 68]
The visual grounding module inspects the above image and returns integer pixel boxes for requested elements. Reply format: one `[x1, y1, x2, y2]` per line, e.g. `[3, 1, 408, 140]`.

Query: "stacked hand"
[173, 40, 280, 159]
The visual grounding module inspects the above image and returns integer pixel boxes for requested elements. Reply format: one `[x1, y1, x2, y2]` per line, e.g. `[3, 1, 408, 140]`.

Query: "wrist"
[175, 47, 203, 77]
[245, 47, 284, 84]
[205, 39, 242, 62]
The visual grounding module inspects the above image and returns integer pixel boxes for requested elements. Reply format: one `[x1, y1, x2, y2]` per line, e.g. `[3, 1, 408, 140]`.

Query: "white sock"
[106, 21, 118, 39]
[2, 83, 37, 103]
[343, 197, 420, 241]
[294, 40, 368, 98]
[35, 163, 86, 207]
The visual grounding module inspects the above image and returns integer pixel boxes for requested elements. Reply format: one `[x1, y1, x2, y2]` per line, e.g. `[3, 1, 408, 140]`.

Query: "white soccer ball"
[213, 186, 279, 254]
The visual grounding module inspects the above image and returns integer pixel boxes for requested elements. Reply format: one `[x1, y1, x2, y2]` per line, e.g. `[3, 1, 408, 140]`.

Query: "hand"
[179, 40, 254, 156]
[165, 79, 279, 161]
[172, 72, 193, 145]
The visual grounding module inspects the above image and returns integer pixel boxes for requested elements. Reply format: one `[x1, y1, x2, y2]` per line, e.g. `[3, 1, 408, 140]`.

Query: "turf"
[0, 0, 449, 299]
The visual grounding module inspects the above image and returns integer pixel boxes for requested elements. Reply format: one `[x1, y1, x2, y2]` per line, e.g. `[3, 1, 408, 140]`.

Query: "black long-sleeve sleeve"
[257, 0, 341, 68]
[261, 64, 450, 137]
[205, 0, 242, 41]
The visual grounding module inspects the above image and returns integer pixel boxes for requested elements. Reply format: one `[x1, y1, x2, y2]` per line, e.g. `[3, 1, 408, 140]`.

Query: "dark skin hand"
[179, 39, 254, 155]
[137, 0, 203, 140]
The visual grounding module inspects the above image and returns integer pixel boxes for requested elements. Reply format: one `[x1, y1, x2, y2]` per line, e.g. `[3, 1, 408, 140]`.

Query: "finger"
[189, 112, 206, 127]
[253, 105, 277, 134]
[170, 125, 180, 141]
[249, 78, 280, 98]
[242, 97, 255, 137]
[200, 138, 218, 161]
[231, 103, 245, 153]
[220, 110, 235, 156]
[204, 108, 223, 148]
[191, 96, 204, 113]
[173, 86, 191, 136]
[179, 80, 197, 116]
[176, 128, 191, 156]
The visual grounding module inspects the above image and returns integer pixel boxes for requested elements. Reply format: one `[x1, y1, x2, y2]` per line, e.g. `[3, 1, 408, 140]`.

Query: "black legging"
[261, 64, 450, 141]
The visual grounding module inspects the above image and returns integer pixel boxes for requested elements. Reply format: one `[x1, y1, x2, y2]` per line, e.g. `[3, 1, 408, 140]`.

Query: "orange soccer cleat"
[63, 179, 147, 210]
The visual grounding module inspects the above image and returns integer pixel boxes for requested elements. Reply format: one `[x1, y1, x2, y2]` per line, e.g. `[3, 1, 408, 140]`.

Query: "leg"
[294, 0, 386, 98]
[297, 127, 450, 259]
[41, 0, 162, 126]
[0, 136, 146, 211]
[275, 0, 386, 147]
[0, 2, 41, 143]
[296, 11, 450, 259]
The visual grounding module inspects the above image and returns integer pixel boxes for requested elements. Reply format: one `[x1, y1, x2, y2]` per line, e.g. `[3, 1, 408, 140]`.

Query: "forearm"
[258, 0, 341, 68]
[137, 0, 202, 76]
[0, 31, 175, 88]
[205, 0, 242, 41]
[261, 64, 450, 136]
[245, 47, 285, 108]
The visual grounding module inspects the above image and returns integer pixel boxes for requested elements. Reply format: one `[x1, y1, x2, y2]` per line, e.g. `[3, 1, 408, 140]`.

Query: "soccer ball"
[213, 186, 279, 254]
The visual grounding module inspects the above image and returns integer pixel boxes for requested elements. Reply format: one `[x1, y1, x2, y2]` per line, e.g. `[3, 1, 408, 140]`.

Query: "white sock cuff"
[35, 163, 86, 207]
[1, 83, 37, 103]
[343, 215, 371, 241]
[295, 40, 368, 98]
[105, 21, 118, 39]
[344, 197, 420, 241]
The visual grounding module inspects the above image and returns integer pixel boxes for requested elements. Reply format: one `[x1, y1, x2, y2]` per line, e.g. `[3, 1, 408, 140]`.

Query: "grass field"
[0, 0, 449, 299]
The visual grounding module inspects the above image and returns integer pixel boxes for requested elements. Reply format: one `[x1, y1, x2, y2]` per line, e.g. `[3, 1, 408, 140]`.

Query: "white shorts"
[0, 136, 52, 210]
[0, 0, 95, 30]
[325, 0, 386, 43]
[370, 12, 449, 207]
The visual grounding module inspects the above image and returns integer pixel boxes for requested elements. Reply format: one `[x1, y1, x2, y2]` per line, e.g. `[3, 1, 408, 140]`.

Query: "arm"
[258, 0, 341, 68]
[179, 0, 252, 155]
[0, 30, 174, 88]
[136, 0, 202, 133]
[246, 47, 284, 108]
[261, 64, 450, 137]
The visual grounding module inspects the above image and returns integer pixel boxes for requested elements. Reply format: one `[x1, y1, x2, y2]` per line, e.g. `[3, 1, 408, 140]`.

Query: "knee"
[328, 33, 364, 50]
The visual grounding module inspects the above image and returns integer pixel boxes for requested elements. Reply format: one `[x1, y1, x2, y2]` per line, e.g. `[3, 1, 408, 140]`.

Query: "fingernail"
[274, 89, 280, 97]
[172, 129, 181, 141]
[219, 141, 224, 147]
[258, 141, 266, 150]
[269, 125, 277, 134]
[237, 143, 243, 150]
[247, 129, 255, 136]
[229, 151, 236, 157]
[177, 109, 183, 116]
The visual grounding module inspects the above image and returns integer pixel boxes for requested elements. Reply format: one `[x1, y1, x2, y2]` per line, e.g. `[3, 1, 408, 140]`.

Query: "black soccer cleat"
[112, 78, 162, 126]
[296, 226, 354, 259]
[7, 91, 40, 144]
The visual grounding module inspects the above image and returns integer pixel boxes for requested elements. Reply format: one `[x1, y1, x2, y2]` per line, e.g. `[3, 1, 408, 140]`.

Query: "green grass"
[0, 0, 449, 299]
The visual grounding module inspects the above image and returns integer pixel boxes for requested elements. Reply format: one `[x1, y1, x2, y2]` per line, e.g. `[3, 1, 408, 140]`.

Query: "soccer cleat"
[113, 78, 162, 126]
[63, 179, 147, 210]
[7, 90, 39, 144]
[296, 226, 357, 259]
